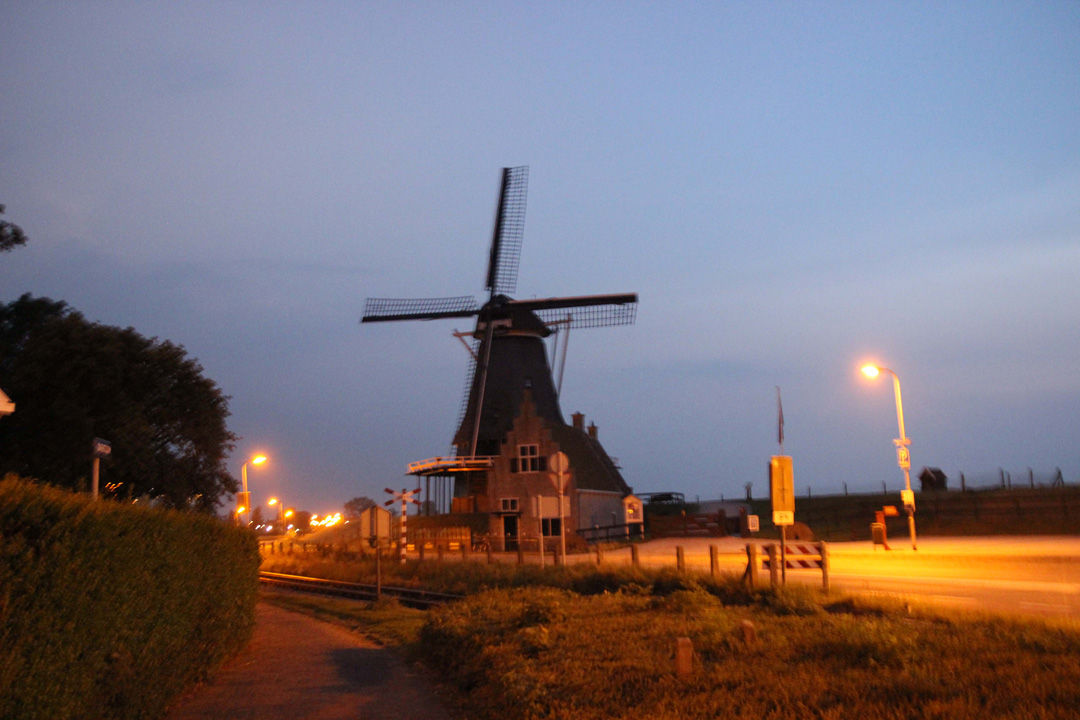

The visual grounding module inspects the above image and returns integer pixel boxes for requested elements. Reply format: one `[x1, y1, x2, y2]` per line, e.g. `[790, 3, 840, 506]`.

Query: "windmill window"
[517, 444, 541, 472]
[500, 498, 519, 512]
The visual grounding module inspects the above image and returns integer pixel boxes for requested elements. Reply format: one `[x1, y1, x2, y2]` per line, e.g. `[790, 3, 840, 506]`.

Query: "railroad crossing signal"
[385, 487, 422, 564]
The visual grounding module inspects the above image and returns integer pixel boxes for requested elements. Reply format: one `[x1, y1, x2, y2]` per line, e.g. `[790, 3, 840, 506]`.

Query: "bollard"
[820, 541, 830, 592]
[517, 544, 524, 565]
[631, 544, 640, 567]
[486, 543, 493, 565]
[418, 543, 425, 562]
[676, 546, 685, 572]
[767, 544, 779, 588]
[596, 544, 604, 565]
[437, 543, 445, 562]
[709, 545, 719, 577]
[740, 620, 757, 647]
[675, 637, 694, 678]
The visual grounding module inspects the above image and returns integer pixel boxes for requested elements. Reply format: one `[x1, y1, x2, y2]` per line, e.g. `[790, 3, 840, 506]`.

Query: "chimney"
[572, 412, 585, 430]
[588, 422, 598, 440]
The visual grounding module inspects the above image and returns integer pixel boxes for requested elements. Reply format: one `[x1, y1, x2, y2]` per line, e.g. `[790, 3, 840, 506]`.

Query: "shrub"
[0, 476, 260, 720]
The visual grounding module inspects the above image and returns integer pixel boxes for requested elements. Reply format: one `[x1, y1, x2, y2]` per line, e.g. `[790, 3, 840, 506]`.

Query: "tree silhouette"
[0, 204, 28, 253]
[0, 294, 238, 510]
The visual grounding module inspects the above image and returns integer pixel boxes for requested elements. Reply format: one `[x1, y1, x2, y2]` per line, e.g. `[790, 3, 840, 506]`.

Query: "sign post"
[770, 455, 795, 584]
[548, 452, 570, 565]
[91, 438, 111, 500]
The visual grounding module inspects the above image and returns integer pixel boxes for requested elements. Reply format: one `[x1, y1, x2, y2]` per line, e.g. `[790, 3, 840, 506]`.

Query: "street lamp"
[267, 497, 282, 534]
[239, 454, 268, 526]
[861, 364, 917, 550]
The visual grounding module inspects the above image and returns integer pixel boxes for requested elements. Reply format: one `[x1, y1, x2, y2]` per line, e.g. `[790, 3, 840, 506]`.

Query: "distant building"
[410, 389, 632, 551]
[919, 467, 948, 492]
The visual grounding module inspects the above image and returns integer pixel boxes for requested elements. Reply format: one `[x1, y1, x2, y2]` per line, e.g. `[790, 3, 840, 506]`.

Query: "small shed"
[919, 467, 948, 492]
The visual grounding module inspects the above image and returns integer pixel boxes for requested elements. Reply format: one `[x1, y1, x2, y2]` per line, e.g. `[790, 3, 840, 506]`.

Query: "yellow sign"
[770, 455, 795, 514]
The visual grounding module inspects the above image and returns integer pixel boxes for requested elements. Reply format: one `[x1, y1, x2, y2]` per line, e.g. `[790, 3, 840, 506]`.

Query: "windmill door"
[502, 515, 519, 552]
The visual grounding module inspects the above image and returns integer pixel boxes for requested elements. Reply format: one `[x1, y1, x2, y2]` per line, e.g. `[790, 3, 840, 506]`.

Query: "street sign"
[92, 438, 111, 460]
[901, 489, 915, 510]
[769, 456, 795, 514]
[897, 446, 910, 469]
[747, 515, 760, 533]
[773, 511, 794, 526]
[548, 451, 569, 474]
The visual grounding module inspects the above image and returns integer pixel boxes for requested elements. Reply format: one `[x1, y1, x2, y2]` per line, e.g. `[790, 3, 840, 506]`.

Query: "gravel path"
[165, 603, 451, 720]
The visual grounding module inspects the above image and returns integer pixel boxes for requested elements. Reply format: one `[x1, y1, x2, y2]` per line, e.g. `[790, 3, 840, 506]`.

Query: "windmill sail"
[360, 166, 638, 467]
[485, 166, 528, 296]
[362, 296, 479, 323]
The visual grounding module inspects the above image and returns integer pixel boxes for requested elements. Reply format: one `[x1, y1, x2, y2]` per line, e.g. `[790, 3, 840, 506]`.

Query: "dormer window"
[510, 444, 546, 473]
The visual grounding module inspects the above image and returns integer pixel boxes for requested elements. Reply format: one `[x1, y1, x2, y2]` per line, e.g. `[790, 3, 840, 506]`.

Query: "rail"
[258, 571, 464, 608]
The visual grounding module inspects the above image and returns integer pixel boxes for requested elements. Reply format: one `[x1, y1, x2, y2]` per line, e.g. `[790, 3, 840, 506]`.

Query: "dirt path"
[165, 603, 451, 720]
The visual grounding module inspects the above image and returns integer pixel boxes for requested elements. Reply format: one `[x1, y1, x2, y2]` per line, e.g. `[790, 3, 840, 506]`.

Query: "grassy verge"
[266, 552, 1080, 719]
[258, 590, 427, 647]
[421, 585, 1080, 720]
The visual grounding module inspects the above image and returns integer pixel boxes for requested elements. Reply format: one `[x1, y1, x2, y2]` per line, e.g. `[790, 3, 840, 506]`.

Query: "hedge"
[0, 475, 260, 720]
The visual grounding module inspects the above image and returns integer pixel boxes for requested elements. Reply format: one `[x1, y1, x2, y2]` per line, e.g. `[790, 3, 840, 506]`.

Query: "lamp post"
[861, 364, 917, 550]
[239, 455, 267, 526]
[267, 497, 286, 535]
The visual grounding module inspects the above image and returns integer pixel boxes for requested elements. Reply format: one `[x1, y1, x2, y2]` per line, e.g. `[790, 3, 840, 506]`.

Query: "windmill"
[362, 166, 637, 477]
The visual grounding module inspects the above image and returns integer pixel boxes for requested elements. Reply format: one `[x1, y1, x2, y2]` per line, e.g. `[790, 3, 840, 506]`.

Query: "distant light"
[267, 498, 278, 506]
[252, 455, 268, 465]
[237, 506, 247, 514]
[861, 365, 880, 379]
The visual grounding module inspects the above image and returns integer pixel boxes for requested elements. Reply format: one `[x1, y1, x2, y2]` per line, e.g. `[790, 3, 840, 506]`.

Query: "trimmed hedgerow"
[0, 476, 259, 720]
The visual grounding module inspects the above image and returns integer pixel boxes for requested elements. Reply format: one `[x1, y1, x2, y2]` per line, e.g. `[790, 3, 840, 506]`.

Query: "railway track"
[258, 571, 464, 608]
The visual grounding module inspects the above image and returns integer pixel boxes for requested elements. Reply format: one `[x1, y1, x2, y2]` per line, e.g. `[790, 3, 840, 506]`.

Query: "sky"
[2, 2, 1079, 516]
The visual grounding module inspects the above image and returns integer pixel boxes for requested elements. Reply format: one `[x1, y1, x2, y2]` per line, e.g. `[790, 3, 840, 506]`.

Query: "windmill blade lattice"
[362, 296, 480, 323]
[512, 293, 639, 329]
[485, 166, 529, 296]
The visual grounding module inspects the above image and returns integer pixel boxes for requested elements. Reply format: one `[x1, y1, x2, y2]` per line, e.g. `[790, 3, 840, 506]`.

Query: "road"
[577, 535, 1080, 618]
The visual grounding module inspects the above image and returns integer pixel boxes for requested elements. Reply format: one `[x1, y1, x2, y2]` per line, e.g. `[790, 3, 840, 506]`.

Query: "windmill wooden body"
[362, 167, 638, 551]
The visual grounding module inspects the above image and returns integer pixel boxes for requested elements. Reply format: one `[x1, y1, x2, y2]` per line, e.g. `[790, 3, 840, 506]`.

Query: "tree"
[343, 495, 376, 520]
[0, 204, 28, 253]
[0, 294, 238, 511]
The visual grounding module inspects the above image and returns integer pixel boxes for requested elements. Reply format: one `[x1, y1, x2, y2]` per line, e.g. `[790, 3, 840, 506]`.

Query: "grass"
[262, 551, 1080, 719]
[421, 586, 1080, 720]
[258, 591, 427, 647]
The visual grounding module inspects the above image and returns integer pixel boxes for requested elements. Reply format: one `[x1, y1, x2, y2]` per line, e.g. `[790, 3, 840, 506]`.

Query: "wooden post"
[767, 544, 779, 588]
[437, 542, 445, 561]
[631, 543, 639, 567]
[517, 544, 524, 565]
[462, 540, 470, 561]
[676, 546, 685, 572]
[486, 542, 493, 565]
[746, 544, 759, 586]
[418, 543, 425, 562]
[596, 544, 604, 565]
[709, 545, 719, 577]
[675, 637, 694, 678]
[820, 541, 830, 592]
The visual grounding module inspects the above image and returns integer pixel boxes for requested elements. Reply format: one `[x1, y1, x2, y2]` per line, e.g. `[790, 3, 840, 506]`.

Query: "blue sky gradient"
[3, 2, 1078, 514]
